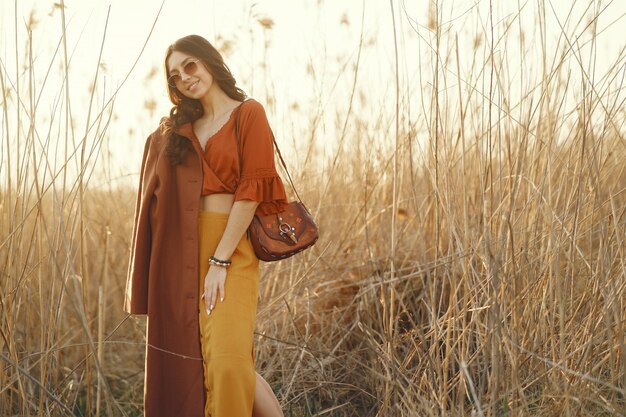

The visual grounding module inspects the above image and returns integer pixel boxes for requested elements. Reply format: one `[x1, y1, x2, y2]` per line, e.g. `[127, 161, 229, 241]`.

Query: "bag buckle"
[279, 222, 298, 243]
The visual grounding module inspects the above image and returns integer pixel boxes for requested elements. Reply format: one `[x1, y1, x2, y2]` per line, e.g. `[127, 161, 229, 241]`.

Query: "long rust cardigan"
[124, 127, 206, 417]
[124, 100, 288, 416]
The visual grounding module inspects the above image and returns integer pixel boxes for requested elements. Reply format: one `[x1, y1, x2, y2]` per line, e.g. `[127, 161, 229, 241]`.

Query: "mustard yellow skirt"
[197, 211, 259, 417]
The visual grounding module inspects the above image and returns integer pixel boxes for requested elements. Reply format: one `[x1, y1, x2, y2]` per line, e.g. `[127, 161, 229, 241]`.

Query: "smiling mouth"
[188, 81, 199, 91]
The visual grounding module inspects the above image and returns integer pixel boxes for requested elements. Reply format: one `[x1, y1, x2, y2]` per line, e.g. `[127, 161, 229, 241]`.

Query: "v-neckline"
[193, 101, 244, 151]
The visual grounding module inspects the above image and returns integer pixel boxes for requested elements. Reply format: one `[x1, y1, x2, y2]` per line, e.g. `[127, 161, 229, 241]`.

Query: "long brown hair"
[161, 35, 247, 164]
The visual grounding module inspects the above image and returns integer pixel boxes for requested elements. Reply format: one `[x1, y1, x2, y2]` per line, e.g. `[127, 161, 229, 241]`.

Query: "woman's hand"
[203, 265, 227, 314]
[200, 200, 258, 315]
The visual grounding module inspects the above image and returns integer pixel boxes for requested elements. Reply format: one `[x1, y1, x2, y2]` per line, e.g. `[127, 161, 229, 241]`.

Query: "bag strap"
[234, 99, 304, 203]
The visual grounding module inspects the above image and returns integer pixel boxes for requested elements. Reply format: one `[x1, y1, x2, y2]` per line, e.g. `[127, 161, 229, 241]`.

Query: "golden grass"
[1, 1, 625, 416]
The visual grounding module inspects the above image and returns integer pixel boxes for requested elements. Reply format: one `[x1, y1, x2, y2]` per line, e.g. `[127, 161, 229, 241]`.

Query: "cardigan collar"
[175, 122, 196, 141]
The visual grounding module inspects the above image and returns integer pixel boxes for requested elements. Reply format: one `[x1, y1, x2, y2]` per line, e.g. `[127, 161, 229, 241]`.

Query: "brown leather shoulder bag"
[234, 100, 319, 261]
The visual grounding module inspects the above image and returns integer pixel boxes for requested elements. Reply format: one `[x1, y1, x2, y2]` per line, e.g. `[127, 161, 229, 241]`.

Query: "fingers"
[209, 282, 217, 313]
[218, 280, 225, 303]
[203, 268, 226, 316]
[203, 285, 212, 315]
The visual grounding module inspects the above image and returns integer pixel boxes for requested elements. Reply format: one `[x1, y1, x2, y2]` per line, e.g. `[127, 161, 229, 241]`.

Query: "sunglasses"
[167, 59, 200, 87]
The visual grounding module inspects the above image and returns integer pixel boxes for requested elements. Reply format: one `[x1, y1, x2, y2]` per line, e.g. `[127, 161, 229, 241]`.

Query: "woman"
[124, 34, 286, 417]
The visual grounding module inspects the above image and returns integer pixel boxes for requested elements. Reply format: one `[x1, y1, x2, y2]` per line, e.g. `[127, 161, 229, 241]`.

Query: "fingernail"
[201, 294, 205, 300]
[220, 297, 224, 302]
[206, 308, 211, 315]
[210, 304, 214, 310]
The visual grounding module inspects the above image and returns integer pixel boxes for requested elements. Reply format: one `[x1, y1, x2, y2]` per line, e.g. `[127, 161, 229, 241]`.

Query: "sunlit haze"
[1, 0, 624, 188]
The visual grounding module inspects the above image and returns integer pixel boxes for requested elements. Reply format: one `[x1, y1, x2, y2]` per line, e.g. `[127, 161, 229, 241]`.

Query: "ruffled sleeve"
[233, 100, 288, 215]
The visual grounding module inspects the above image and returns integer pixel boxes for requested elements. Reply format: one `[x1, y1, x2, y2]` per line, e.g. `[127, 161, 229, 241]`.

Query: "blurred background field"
[1, 0, 625, 416]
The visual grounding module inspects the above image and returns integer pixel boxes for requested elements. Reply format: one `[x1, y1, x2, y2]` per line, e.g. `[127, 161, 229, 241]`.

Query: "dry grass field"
[1, 1, 625, 416]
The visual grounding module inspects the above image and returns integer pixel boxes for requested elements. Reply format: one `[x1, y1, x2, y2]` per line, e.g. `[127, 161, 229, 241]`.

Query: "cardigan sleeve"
[233, 100, 288, 215]
[124, 133, 159, 314]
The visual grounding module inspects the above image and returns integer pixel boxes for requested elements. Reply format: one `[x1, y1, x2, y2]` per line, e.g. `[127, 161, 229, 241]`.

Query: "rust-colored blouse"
[176, 99, 288, 216]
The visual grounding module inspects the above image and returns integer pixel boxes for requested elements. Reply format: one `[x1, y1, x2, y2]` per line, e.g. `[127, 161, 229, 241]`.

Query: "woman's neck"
[198, 87, 239, 121]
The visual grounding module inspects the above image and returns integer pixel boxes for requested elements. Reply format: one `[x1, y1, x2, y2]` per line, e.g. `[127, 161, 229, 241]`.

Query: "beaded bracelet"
[209, 256, 232, 268]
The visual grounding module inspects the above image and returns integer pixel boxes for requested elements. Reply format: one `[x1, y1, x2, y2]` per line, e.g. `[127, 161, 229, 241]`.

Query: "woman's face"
[166, 50, 214, 100]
